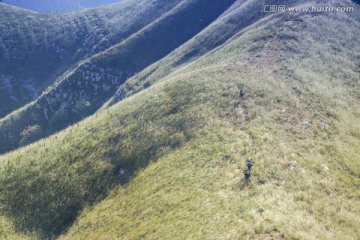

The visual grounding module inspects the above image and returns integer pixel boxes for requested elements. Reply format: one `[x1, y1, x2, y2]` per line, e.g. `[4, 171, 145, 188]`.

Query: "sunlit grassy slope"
[0, 0, 359, 239]
[0, 216, 38, 240]
[62, 5, 360, 239]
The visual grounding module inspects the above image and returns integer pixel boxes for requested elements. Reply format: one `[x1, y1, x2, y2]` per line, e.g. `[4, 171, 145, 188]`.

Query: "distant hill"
[0, 0, 236, 154]
[3, 0, 121, 12]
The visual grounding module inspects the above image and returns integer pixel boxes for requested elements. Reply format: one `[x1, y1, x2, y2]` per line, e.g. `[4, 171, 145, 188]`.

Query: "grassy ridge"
[62, 69, 359, 239]
[0, 65, 224, 237]
[62, 6, 360, 239]
[0, 0, 359, 239]
[0, 0, 236, 154]
[103, 0, 272, 108]
[0, 0, 181, 118]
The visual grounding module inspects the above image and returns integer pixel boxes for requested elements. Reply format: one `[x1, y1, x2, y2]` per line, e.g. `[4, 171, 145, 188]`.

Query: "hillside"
[0, 0, 359, 239]
[0, 0, 181, 119]
[60, 2, 360, 238]
[0, 0, 236, 154]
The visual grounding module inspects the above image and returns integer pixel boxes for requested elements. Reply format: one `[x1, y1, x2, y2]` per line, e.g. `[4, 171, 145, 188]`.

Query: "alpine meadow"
[0, 0, 359, 239]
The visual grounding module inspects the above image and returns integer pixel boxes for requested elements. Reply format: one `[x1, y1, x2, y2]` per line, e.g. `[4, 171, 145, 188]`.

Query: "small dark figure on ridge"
[239, 89, 244, 99]
[247, 160, 253, 171]
[244, 170, 251, 181]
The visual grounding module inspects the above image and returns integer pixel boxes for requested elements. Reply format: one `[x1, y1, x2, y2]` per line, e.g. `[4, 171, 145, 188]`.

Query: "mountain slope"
[0, 0, 360, 239]
[104, 0, 272, 107]
[0, 0, 181, 119]
[0, 0, 236, 154]
[0, 0, 359, 239]
[60, 3, 360, 238]
[61, 4, 360, 238]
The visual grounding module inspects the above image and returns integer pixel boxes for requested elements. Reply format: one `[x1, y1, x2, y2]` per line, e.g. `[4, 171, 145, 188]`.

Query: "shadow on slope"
[62, 2, 360, 238]
[0, 0, 180, 118]
[0, 0, 359, 239]
[0, 0, 236, 154]
[0, 74, 210, 237]
[105, 0, 309, 106]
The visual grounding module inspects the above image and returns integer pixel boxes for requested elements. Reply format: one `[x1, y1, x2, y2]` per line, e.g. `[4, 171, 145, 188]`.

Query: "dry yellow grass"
[0, 1, 359, 239]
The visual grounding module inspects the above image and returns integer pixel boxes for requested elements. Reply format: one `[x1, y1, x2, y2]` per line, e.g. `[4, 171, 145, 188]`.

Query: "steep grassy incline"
[0, 0, 359, 239]
[104, 0, 270, 106]
[0, 0, 181, 118]
[0, 59, 214, 237]
[62, 1, 360, 239]
[104, 0, 315, 106]
[0, 0, 236, 154]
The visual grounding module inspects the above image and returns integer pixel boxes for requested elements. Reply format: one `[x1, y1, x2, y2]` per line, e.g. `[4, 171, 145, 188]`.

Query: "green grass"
[0, 0, 237, 154]
[102, 0, 270, 108]
[0, 216, 37, 240]
[0, 65, 227, 237]
[61, 5, 360, 239]
[0, 0, 359, 239]
[0, 0, 182, 118]
[61, 63, 359, 239]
